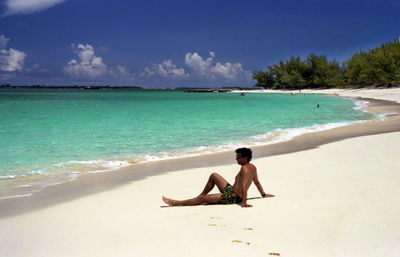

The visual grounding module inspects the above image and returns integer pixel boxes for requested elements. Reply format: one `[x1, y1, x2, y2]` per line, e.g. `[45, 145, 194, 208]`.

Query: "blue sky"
[0, 0, 399, 88]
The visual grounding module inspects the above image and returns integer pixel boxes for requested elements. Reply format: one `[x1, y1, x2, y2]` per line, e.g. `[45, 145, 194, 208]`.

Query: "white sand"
[0, 132, 399, 257]
[1, 88, 400, 257]
[233, 87, 400, 103]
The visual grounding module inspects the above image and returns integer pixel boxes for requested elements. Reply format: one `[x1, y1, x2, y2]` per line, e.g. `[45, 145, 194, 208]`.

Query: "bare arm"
[253, 169, 267, 197]
[253, 169, 275, 198]
[239, 166, 254, 208]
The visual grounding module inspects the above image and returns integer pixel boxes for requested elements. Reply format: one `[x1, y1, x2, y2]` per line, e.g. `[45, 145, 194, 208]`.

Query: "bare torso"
[232, 163, 257, 199]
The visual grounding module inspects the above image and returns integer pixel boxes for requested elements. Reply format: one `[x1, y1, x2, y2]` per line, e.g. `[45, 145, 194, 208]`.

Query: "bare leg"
[162, 194, 222, 206]
[199, 173, 229, 195]
[162, 172, 228, 207]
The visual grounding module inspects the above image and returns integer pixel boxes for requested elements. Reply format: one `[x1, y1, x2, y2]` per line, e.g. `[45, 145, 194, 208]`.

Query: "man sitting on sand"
[162, 147, 274, 208]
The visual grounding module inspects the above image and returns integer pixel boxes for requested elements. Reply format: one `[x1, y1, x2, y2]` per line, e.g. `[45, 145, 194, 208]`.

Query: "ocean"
[0, 89, 375, 199]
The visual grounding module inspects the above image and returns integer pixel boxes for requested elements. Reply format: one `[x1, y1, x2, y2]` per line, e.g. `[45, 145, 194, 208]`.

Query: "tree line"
[252, 39, 400, 89]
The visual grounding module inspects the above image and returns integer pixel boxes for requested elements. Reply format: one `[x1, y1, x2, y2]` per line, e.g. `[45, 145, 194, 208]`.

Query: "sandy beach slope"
[0, 134, 399, 257]
[0, 88, 399, 257]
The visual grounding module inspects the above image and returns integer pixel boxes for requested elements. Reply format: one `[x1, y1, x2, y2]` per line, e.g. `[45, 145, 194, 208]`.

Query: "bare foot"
[162, 196, 178, 206]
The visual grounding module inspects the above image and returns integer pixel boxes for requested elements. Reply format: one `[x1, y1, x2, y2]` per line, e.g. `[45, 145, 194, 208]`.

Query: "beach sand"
[0, 88, 399, 257]
[232, 87, 400, 104]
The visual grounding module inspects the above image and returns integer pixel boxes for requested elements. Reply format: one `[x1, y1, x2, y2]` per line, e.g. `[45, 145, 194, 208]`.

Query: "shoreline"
[232, 87, 400, 104]
[0, 91, 400, 218]
[0, 90, 370, 200]
[0, 95, 375, 201]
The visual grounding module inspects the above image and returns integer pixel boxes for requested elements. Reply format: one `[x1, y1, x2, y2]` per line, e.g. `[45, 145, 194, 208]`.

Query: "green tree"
[253, 39, 400, 89]
[306, 54, 343, 88]
[267, 57, 309, 89]
[345, 40, 400, 87]
[252, 70, 274, 88]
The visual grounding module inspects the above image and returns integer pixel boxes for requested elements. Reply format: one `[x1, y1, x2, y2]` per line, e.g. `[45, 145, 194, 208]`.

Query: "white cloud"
[140, 52, 250, 86]
[0, 35, 27, 72]
[0, 35, 10, 49]
[212, 62, 247, 79]
[64, 44, 108, 79]
[112, 65, 130, 76]
[142, 60, 187, 79]
[184, 51, 249, 80]
[184, 52, 214, 76]
[0, 48, 26, 72]
[109, 65, 135, 81]
[63, 44, 136, 82]
[3, 0, 66, 16]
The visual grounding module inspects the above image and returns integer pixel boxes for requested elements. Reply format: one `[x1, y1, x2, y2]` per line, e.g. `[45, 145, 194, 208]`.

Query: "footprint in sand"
[208, 224, 226, 227]
[231, 240, 250, 245]
[209, 216, 222, 219]
[268, 253, 280, 256]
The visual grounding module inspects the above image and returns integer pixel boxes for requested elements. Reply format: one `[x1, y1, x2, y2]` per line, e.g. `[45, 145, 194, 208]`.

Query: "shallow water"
[0, 89, 375, 198]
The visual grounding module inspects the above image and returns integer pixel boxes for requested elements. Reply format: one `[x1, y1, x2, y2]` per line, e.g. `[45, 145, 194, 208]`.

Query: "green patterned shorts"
[220, 185, 242, 204]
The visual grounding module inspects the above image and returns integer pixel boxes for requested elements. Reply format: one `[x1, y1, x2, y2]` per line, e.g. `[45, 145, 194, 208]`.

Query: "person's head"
[235, 147, 252, 164]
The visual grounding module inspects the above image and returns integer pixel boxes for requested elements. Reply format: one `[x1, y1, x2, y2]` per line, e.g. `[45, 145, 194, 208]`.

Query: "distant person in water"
[316, 104, 320, 108]
[162, 148, 274, 208]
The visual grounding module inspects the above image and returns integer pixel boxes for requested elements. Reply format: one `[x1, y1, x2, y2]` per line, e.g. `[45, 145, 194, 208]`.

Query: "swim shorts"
[220, 185, 242, 204]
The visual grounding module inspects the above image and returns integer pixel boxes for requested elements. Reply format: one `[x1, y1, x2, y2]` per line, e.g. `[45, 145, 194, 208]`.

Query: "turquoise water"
[0, 89, 375, 198]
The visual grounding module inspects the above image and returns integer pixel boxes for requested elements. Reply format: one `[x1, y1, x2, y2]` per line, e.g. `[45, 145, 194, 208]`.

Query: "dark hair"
[235, 147, 252, 161]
